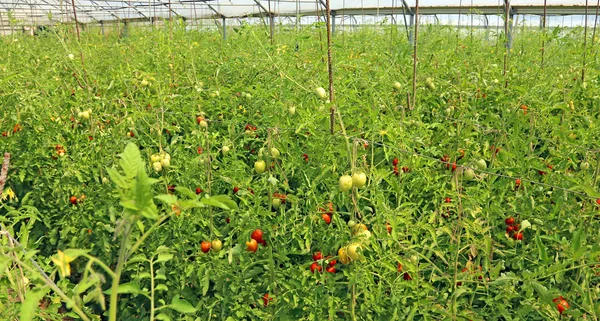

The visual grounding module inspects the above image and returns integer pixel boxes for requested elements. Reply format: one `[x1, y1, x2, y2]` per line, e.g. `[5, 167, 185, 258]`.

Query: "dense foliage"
[1, 21, 600, 320]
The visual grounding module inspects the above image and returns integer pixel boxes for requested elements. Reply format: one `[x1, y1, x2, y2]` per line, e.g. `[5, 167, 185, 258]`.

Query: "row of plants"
[0, 21, 599, 320]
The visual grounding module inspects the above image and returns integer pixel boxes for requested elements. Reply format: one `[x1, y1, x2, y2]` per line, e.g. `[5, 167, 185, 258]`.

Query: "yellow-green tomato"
[339, 175, 353, 192]
[352, 172, 367, 188]
[254, 160, 266, 174]
[272, 198, 281, 209]
[160, 157, 170, 168]
[347, 243, 361, 261]
[425, 77, 435, 90]
[475, 159, 487, 170]
[270, 148, 280, 158]
[580, 162, 590, 171]
[151, 154, 161, 163]
[393, 82, 402, 90]
[222, 146, 230, 155]
[211, 240, 222, 252]
[463, 168, 475, 180]
[153, 162, 162, 172]
[315, 87, 327, 99]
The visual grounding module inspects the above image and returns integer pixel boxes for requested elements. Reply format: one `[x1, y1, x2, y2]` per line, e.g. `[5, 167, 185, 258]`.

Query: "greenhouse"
[1, 0, 600, 319]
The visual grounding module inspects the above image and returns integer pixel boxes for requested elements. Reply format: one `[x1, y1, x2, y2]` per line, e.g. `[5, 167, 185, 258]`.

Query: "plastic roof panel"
[1, 0, 599, 24]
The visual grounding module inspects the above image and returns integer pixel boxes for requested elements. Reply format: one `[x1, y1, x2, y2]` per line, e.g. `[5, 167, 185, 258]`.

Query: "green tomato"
[339, 175, 353, 192]
[270, 147, 280, 158]
[425, 77, 435, 90]
[254, 160, 266, 174]
[272, 198, 281, 209]
[352, 172, 367, 188]
[315, 87, 327, 99]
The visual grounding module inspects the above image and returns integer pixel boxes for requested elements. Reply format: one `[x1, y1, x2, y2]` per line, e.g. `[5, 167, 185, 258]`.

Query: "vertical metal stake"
[332, 13, 336, 35]
[408, 14, 414, 44]
[222, 17, 226, 40]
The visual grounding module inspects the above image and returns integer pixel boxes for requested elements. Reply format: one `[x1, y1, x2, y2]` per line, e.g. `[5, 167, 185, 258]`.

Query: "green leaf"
[572, 229, 585, 260]
[155, 194, 178, 206]
[106, 168, 129, 189]
[201, 195, 238, 211]
[104, 282, 141, 295]
[170, 296, 197, 314]
[155, 253, 173, 264]
[155, 284, 169, 292]
[535, 234, 548, 263]
[155, 313, 172, 321]
[20, 288, 47, 321]
[133, 166, 152, 211]
[175, 186, 197, 199]
[62, 249, 89, 260]
[120, 143, 143, 179]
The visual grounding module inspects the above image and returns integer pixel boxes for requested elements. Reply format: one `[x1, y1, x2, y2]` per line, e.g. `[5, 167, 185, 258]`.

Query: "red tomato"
[451, 163, 457, 172]
[321, 213, 331, 225]
[392, 158, 399, 166]
[310, 262, 322, 273]
[201, 241, 211, 253]
[397, 263, 403, 272]
[513, 232, 523, 240]
[596, 198, 600, 205]
[195, 187, 203, 195]
[251, 229, 264, 242]
[312, 252, 323, 261]
[553, 297, 569, 314]
[386, 222, 392, 234]
[505, 217, 515, 226]
[226, 218, 230, 224]
[326, 266, 336, 273]
[69, 196, 78, 205]
[328, 259, 337, 267]
[506, 226, 515, 233]
[262, 293, 272, 307]
[403, 272, 412, 280]
[246, 239, 258, 253]
[445, 197, 452, 203]
[233, 187, 240, 194]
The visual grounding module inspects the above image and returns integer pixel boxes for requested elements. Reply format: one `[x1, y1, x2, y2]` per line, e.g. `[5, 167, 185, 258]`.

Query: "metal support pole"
[269, 14, 274, 43]
[507, 12, 514, 49]
[332, 12, 336, 35]
[100, 21, 104, 35]
[484, 15, 489, 41]
[222, 16, 226, 40]
[409, 14, 414, 44]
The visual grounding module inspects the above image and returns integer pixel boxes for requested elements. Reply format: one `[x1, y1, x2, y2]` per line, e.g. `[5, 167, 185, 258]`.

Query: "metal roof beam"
[253, 0, 272, 16]
[203, 1, 225, 18]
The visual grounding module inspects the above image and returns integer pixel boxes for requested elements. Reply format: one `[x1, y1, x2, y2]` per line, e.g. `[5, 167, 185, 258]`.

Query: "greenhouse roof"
[0, 0, 598, 24]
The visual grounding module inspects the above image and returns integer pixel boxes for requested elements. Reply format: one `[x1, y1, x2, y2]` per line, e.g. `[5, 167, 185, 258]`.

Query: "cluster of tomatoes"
[309, 252, 337, 274]
[391, 158, 409, 176]
[200, 240, 223, 253]
[439, 155, 457, 172]
[552, 296, 569, 314]
[54, 144, 66, 158]
[318, 202, 334, 225]
[396, 263, 412, 280]
[69, 194, 85, 205]
[246, 229, 267, 253]
[1, 124, 20, 137]
[505, 217, 523, 240]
